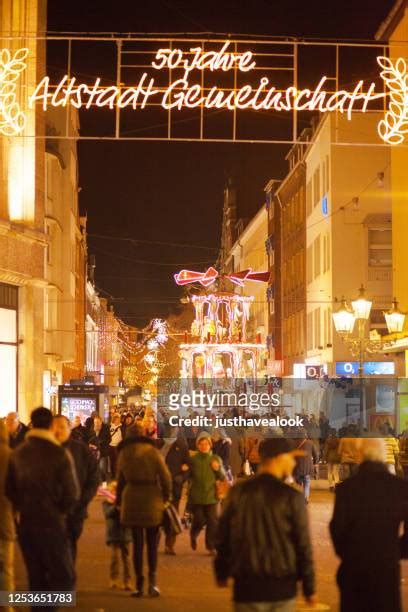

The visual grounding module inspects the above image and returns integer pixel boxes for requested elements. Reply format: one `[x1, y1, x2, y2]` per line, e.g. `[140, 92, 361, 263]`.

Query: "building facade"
[304, 113, 392, 374]
[44, 106, 85, 408]
[0, 0, 47, 421]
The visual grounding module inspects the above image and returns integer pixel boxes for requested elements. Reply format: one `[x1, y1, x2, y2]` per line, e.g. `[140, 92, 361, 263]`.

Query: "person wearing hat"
[189, 431, 226, 555]
[214, 437, 316, 611]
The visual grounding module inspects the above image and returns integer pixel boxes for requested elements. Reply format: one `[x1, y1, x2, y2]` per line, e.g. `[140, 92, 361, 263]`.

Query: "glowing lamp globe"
[351, 285, 372, 321]
[384, 299, 406, 333]
[333, 299, 355, 334]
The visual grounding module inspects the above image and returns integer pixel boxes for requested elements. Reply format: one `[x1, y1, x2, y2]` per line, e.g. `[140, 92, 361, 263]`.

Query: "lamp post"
[332, 286, 404, 427]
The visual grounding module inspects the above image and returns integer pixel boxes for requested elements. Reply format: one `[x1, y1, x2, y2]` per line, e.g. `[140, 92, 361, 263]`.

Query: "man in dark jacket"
[330, 437, 408, 612]
[214, 437, 316, 611]
[53, 415, 99, 560]
[5, 407, 79, 603]
[5, 411, 28, 449]
[164, 430, 190, 554]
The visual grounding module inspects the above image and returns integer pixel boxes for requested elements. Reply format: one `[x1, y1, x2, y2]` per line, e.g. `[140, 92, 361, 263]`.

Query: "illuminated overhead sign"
[1, 42, 407, 144]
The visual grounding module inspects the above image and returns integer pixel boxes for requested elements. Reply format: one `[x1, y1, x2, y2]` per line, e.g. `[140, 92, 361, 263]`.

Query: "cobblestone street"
[14, 490, 408, 611]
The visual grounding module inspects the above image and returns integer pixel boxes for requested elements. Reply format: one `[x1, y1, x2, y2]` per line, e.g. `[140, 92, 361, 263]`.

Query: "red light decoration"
[174, 267, 269, 287]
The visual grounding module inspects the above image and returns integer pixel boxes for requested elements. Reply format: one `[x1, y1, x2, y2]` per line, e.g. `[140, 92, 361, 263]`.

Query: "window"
[45, 224, 51, 264]
[0, 283, 18, 415]
[314, 307, 321, 348]
[307, 311, 313, 351]
[368, 228, 392, 267]
[328, 307, 332, 344]
[313, 167, 320, 207]
[325, 155, 330, 192]
[314, 235, 321, 279]
[322, 233, 331, 273]
[306, 244, 313, 284]
[306, 180, 312, 217]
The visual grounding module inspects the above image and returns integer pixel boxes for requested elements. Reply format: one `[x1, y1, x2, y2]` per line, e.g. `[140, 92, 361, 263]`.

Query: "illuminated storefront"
[0, 283, 18, 417]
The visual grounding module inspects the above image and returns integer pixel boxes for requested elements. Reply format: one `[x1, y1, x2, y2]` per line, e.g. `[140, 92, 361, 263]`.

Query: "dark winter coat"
[8, 422, 28, 449]
[63, 438, 99, 525]
[116, 436, 172, 528]
[102, 501, 132, 545]
[189, 450, 225, 505]
[5, 429, 79, 528]
[165, 438, 191, 501]
[88, 424, 110, 457]
[330, 461, 408, 612]
[0, 420, 15, 541]
[213, 438, 232, 470]
[70, 424, 87, 444]
[215, 473, 315, 603]
[294, 439, 318, 477]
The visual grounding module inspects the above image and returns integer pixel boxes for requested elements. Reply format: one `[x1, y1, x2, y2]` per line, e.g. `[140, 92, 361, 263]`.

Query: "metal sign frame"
[1, 34, 405, 145]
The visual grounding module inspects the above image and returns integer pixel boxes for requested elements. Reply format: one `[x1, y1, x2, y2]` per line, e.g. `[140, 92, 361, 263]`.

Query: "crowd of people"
[1, 406, 408, 612]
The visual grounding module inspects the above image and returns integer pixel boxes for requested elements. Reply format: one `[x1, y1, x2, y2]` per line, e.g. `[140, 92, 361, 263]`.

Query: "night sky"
[47, 0, 394, 327]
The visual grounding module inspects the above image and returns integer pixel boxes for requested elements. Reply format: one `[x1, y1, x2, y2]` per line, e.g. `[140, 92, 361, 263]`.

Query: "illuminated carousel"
[179, 291, 266, 391]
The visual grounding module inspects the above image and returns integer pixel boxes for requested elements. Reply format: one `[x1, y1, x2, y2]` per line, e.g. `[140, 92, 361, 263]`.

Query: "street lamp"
[332, 286, 382, 428]
[384, 299, 406, 334]
[332, 298, 356, 335]
[351, 285, 372, 321]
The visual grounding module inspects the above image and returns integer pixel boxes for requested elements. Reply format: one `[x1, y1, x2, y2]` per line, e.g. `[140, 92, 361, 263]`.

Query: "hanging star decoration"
[143, 319, 169, 382]
[0, 48, 28, 136]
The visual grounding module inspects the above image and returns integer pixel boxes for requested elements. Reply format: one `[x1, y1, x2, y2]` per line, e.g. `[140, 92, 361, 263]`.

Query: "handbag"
[162, 503, 183, 537]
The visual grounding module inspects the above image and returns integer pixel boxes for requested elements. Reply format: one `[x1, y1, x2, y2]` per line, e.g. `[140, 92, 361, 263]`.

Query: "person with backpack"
[214, 437, 316, 611]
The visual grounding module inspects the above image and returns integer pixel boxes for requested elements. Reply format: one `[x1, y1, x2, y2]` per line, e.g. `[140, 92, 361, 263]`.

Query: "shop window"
[0, 283, 18, 416]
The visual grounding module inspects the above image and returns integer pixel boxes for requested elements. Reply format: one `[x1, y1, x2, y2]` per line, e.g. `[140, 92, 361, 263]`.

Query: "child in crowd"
[101, 481, 132, 590]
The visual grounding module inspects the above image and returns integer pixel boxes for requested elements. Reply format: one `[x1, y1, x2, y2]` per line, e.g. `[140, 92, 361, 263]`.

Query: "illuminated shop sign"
[335, 361, 395, 376]
[1, 44, 407, 144]
[293, 363, 327, 379]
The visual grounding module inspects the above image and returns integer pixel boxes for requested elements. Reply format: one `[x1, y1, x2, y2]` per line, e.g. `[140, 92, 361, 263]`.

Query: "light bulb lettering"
[3, 45, 408, 145]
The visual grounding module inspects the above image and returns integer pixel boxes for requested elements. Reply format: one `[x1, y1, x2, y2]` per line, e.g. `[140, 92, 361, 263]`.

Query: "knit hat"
[196, 431, 213, 448]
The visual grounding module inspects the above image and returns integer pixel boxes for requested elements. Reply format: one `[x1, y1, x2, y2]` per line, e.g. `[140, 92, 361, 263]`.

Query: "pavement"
[13, 490, 408, 612]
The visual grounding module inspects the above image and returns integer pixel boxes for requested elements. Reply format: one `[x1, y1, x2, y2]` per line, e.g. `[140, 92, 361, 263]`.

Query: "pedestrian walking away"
[330, 437, 408, 612]
[214, 437, 316, 612]
[164, 429, 190, 555]
[293, 430, 318, 502]
[52, 415, 99, 561]
[5, 407, 79, 611]
[323, 429, 341, 491]
[101, 480, 132, 591]
[116, 423, 172, 598]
